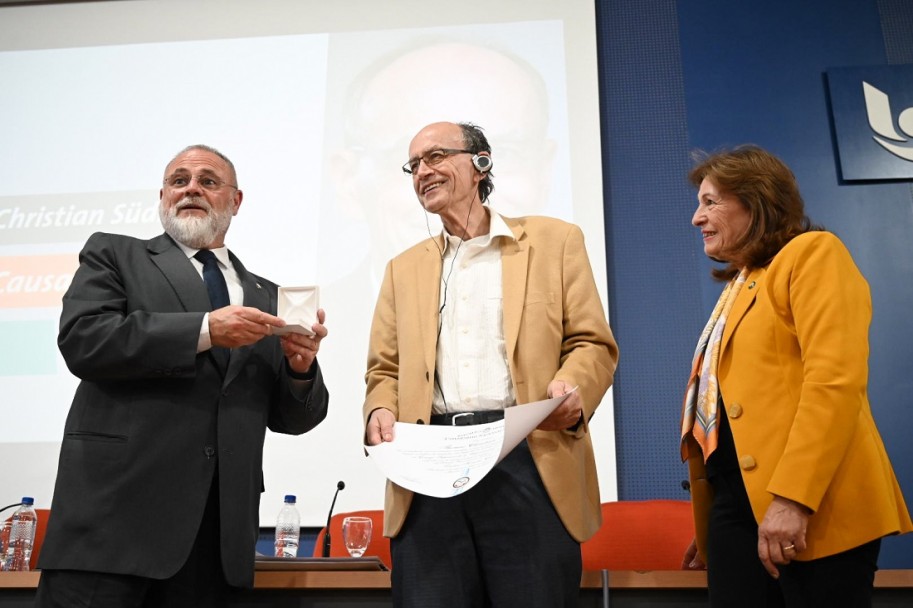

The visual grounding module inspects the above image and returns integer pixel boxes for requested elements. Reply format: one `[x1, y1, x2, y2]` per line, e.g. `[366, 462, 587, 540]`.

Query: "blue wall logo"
[828, 65, 913, 180]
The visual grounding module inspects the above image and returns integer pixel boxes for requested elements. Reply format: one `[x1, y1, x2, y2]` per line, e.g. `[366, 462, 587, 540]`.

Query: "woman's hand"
[682, 538, 706, 570]
[757, 495, 810, 578]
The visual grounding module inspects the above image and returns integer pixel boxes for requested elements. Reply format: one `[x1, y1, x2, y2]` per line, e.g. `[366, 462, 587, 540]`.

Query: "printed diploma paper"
[365, 390, 575, 497]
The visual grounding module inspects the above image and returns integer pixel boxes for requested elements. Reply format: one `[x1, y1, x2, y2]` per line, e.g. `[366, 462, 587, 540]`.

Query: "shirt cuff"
[197, 313, 212, 353]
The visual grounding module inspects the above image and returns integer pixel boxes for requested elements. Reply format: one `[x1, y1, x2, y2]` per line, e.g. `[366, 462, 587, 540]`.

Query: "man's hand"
[366, 408, 396, 445]
[538, 380, 582, 431]
[280, 309, 327, 374]
[757, 495, 810, 578]
[209, 305, 285, 348]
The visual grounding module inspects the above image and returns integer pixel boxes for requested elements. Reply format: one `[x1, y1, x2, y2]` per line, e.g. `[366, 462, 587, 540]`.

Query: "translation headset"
[432, 151, 490, 406]
[472, 154, 493, 173]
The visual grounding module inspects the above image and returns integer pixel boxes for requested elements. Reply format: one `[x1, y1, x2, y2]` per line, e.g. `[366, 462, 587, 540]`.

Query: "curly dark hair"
[689, 145, 822, 281]
[457, 122, 494, 203]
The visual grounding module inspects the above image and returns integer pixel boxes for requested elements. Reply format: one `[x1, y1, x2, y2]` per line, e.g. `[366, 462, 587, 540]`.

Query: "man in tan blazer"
[363, 122, 618, 607]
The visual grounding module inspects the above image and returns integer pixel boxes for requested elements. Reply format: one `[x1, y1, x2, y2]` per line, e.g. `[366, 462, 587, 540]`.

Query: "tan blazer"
[364, 215, 619, 541]
[687, 231, 912, 561]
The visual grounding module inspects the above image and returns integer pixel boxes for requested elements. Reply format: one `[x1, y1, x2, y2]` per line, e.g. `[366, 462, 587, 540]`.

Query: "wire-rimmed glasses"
[163, 173, 238, 191]
[402, 148, 472, 175]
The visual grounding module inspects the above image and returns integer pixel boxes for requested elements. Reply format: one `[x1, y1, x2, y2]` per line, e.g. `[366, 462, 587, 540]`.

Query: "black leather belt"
[429, 410, 505, 426]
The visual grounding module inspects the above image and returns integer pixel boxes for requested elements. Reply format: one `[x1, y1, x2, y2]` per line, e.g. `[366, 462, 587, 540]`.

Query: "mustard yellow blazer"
[687, 231, 912, 561]
[364, 215, 619, 541]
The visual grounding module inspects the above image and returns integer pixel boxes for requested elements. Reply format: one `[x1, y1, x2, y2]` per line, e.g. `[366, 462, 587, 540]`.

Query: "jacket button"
[739, 455, 757, 470]
[729, 403, 743, 418]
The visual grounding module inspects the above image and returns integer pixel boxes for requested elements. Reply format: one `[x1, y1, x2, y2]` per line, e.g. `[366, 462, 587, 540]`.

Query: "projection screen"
[0, 0, 614, 526]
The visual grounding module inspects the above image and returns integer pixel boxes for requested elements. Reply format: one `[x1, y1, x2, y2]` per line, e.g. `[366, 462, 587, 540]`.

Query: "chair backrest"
[31, 508, 50, 570]
[1, 508, 50, 571]
[312, 509, 391, 569]
[581, 500, 694, 571]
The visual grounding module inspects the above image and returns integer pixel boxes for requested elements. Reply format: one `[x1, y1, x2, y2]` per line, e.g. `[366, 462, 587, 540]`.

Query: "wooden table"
[2, 567, 911, 607]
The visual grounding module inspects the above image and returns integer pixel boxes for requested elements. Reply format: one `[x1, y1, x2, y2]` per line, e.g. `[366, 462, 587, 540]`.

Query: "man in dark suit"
[35, 145, 330, 607]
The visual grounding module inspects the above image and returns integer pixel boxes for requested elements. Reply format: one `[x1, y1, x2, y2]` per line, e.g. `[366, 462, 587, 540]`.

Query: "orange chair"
[581, 500, 694, 571]
[1, 508, 50, 571]
[312, 509, 391, 569]
[30, 508, 50, 570]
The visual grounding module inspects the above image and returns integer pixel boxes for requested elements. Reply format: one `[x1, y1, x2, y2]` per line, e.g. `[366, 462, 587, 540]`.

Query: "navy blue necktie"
[194, 249, 230, 369]
[194, 249, 230, 310]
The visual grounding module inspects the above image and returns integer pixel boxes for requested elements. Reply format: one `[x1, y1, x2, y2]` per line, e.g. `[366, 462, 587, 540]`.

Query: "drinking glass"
[342, 516, 372, 558]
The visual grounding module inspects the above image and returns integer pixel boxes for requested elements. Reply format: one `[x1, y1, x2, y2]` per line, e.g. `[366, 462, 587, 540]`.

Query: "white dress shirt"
[432, 210, 517, 415]
[174, 241, 243, 353]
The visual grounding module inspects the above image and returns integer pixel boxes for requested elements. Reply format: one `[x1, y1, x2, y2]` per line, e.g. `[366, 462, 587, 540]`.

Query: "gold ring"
[783, 544, 796, 552]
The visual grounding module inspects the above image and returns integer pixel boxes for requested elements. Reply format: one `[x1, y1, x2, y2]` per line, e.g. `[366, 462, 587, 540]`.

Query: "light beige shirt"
[432, 210, 516, 414]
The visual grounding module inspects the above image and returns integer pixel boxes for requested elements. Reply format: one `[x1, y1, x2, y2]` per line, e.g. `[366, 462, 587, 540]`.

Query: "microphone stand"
[322, 481, 345, 558]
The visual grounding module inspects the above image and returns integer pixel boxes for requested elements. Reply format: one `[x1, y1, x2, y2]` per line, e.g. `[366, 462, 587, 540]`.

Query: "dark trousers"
[35, 474, 232, 608]
[391, 440, 582, 608]
[707, 466, 881, 608]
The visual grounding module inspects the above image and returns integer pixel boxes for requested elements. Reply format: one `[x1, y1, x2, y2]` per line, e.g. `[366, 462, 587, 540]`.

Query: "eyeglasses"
[402, 148, 472, 175]
[163, 174, 238, 191]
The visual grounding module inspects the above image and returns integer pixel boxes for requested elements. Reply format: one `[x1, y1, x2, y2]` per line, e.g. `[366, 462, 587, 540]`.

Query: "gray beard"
[159, 197, 232, 249]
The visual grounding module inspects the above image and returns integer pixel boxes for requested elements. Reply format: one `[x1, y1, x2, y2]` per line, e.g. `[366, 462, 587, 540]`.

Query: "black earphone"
[471, 154, 492, 173]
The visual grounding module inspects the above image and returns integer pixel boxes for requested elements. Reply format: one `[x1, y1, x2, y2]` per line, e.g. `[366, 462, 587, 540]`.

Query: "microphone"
[322, 480, 346, 558]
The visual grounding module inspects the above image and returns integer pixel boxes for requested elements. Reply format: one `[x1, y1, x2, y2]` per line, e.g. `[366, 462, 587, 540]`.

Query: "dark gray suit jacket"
[38, 232, 329, 587]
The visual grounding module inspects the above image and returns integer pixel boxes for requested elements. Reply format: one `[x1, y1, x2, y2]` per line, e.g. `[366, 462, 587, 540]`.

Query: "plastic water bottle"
[274, 495, 300, 558]
[3, 497, 37, 572]
[0, 518, 10, 569]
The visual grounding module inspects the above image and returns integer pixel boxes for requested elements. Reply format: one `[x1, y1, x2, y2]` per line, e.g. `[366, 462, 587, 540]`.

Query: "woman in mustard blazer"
[679, 145, 911, 607]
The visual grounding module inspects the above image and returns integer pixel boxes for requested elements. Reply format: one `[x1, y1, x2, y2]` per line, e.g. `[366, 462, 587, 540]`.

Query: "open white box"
[272, 286, 319, 336]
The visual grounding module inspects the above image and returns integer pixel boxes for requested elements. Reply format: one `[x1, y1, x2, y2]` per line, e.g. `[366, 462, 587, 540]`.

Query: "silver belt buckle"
[451, 412, 474, 426]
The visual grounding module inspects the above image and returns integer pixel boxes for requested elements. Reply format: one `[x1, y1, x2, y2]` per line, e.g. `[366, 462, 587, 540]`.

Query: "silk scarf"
[680, 269, 747, 462]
